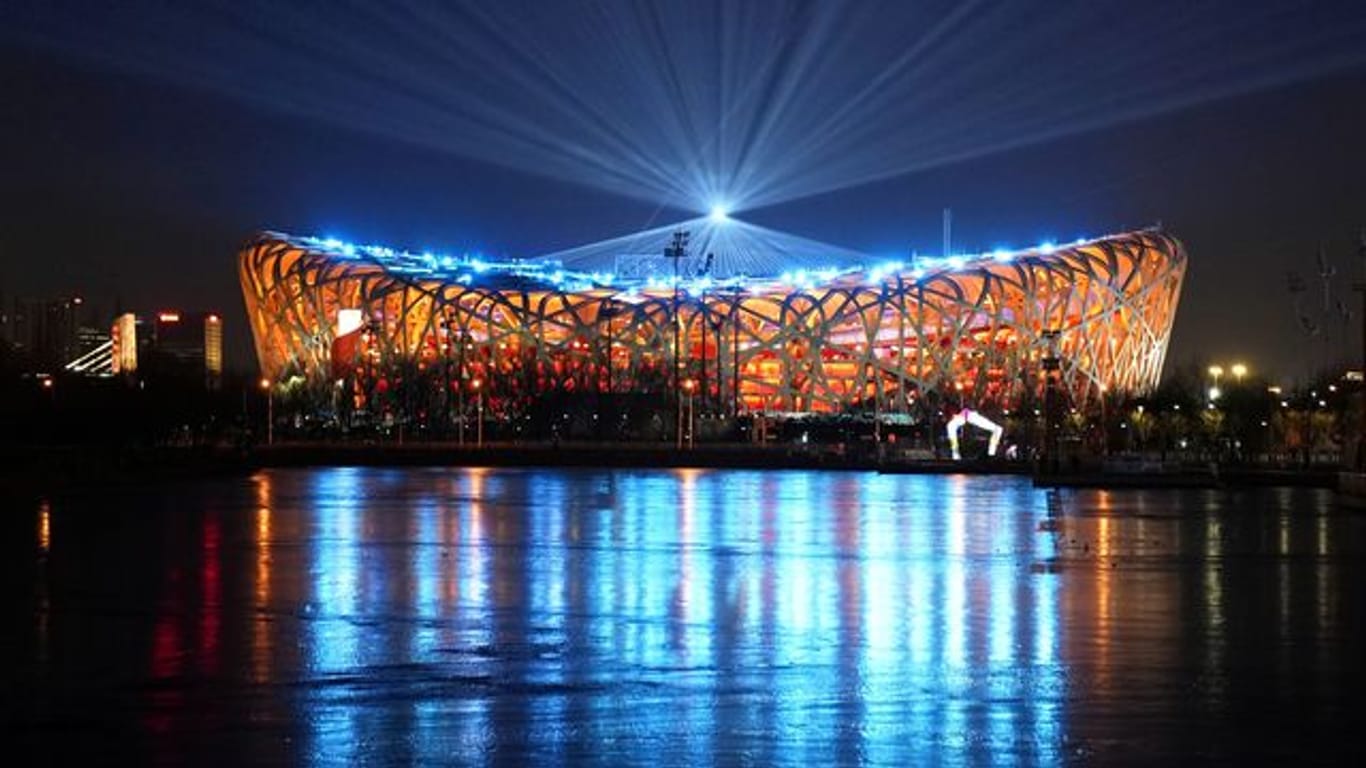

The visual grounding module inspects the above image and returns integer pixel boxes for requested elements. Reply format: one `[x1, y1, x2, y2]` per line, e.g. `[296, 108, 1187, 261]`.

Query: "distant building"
[3, 297, 30, 352]
[205, 314, 223, 385]
[41, 297, 83, 367]
[6, 296, 88, 371]
[76, 324, 109, 356]
[111, 312, 141, 376]
[3, 301, 225, 383]
[64, 323, 114, 378]
[151, 311, 224, 388]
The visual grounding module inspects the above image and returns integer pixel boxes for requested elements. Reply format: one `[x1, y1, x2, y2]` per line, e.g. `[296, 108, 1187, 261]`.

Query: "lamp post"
[711, 315, 724, 418]
[601, 300, 618, 397]
[259, 377, 273, 446]
[1041, 330, 1061, 474]
[471, 378, 484, 448]
[1207, 364, 1225, 404]
[1231, 363, 1247, 385]
[440, 316, 453, 438]
[730, 293, 742, 417]
[1098, 383, 1108, 456]
[698, 298, 708, 417]
[600, 300, 620, 439]
[683, 378, 696, 449]
[40, 376, 55, 410]
[666, 229, 690, 450]
[454, 333, 466, 446]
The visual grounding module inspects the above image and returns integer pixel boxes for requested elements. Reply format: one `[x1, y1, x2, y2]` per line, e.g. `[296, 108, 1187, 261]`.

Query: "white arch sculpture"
[947, 408, 1004, 460]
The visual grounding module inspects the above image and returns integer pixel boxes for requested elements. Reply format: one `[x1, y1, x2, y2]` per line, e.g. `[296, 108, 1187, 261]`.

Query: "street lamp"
[471, 378, 484, 448]
[599, 299, 621, 440]
[1041, 329, 1062, 474]
[38, 375, 56, 409]
[1098, 383, 1108, 456]
[457, 332, 468, 446]
[666, 229, 690, 450]
[682, 378, 696, 449]
[259, 377, 273, 445]
[1208, 365, 1224, 389]
[1231, 363, 1248, 384]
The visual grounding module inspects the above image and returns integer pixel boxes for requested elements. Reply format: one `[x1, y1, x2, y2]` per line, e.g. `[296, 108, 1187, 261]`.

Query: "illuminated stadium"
[239, 220, 1185, 422]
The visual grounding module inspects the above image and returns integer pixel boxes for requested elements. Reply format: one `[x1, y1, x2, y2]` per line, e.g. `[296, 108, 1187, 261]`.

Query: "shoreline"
[0, 441, 1344, 494]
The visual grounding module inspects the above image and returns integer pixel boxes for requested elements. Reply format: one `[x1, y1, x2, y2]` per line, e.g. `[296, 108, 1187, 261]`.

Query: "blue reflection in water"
[17, 466, 1363, 765]
[305, 467, 364, 764]
[452, 468, 492, 760]
[1033, 489, 1062, 765]
[290, 468, 1069, 766]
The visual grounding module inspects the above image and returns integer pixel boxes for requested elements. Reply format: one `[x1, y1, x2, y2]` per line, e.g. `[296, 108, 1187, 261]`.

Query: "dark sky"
[2, 1, 1365, 383]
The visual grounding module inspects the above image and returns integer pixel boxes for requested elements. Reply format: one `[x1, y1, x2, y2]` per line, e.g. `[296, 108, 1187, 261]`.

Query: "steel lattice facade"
[239, 230, 1185, 415]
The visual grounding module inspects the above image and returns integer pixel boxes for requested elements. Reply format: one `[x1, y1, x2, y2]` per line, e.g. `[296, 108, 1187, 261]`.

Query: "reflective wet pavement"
[4, 469, 1364, 764]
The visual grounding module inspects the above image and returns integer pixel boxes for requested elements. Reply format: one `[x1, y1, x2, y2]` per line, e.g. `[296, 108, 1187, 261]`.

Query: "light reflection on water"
[12, 469, 1366, 765]
[276, 469, 1069, 765]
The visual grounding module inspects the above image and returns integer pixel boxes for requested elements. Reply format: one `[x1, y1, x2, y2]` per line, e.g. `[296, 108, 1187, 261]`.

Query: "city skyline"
[2, 2, 1366, 381]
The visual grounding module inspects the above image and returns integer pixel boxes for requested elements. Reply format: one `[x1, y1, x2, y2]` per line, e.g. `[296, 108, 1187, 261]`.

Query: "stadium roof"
[261, 223, 1161, 295]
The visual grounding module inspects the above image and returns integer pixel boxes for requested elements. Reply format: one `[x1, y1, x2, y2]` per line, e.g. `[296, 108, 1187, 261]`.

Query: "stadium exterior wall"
[238, 230, 1185, 417]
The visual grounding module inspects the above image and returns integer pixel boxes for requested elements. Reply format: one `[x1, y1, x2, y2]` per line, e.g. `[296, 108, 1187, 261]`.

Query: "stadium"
[238, 221, 1185, 429]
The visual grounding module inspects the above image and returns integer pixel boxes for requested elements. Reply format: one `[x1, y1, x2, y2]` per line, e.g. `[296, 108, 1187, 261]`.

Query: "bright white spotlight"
[709, 204, 730, 223]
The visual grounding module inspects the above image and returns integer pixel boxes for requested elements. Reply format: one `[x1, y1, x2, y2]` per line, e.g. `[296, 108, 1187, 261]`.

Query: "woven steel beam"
[239, 231, 1186, 416]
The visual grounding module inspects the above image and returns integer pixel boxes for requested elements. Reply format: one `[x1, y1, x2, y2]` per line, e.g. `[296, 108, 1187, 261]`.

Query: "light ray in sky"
[4, 0, 1364, 222]
[537, 215, 870, 279]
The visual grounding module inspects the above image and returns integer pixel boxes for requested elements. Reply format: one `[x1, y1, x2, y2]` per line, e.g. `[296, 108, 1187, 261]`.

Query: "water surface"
[5, 468, 1363, 764]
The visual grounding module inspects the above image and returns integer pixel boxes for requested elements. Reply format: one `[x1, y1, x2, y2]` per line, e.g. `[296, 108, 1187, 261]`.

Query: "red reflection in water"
[23, 469, 1353, 765]
[146, 570, 184, 736]
[200, 513, 221, 675]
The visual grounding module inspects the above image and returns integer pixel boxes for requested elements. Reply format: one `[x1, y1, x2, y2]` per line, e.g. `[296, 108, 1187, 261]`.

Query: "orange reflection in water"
[1095, 492, 1114, 687]
[253, 472, 274, 683]
[38, 499, 51, 553]
[257, 506, 272, 592]
[35, 499, 52, 665]
[675, 468, 699, 627]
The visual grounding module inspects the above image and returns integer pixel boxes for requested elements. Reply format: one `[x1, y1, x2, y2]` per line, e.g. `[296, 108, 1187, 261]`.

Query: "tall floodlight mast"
[666, 229, 690, 449]
[943, 208, 952, 257]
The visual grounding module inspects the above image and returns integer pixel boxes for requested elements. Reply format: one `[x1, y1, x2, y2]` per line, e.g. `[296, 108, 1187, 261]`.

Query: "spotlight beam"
[7, 2, 1364, 211]
[537, 215, 869, 279]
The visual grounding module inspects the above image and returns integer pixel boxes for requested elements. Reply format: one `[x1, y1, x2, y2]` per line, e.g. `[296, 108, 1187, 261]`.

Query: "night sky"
[2, 1, 1365, 382]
